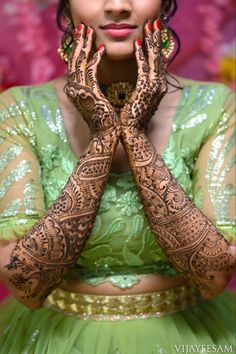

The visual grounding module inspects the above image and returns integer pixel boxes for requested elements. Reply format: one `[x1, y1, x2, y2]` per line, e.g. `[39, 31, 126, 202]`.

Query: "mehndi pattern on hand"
[120, 19, 235, 298]
[5, 24, 119, 307]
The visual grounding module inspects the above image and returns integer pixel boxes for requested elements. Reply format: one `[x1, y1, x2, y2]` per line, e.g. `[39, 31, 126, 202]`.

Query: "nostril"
[105, 10, 131, 17]
[104, 2, 132, 17]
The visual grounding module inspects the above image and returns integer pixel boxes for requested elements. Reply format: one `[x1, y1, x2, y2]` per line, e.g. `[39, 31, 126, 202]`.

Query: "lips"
[100, 23, 137, 38]
[101, 23, 137, 30]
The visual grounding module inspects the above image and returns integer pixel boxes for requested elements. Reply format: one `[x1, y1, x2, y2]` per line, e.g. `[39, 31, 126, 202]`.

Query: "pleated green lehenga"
[0, 291, 235, 354]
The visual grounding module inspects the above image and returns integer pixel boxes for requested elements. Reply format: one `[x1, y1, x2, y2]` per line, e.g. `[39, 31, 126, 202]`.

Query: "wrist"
[92, 128, 119, 147]
[88, 109, 118, 136]
[120, 114, 147, 138]
[121, 126, 146, 142]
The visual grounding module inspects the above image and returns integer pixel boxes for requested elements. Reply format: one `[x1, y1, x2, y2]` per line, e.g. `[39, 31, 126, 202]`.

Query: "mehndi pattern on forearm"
[5, 133, 117, 303]
[122, 129, 234, 296]
[119, 19, 235, 297]
[5, 24, 119, 305]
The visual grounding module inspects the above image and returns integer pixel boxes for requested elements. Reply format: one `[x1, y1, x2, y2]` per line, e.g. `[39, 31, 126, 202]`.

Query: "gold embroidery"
[44, 283, 201, 320]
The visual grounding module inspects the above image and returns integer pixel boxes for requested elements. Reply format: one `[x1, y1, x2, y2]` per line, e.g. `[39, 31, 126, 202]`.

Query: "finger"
[69, 23, 85, 75]
[153, 18, 161, 46]
[75, 26, 94, 84]
[150, 18, 163, 80]
[153, 19, 168, 94]
[134, 37, 149, 81]
[144, 20, 154, 70]
[86, 45, 106, 95]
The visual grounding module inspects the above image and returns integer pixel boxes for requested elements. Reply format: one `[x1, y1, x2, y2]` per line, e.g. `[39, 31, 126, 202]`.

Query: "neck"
[97, 55, 137, 86]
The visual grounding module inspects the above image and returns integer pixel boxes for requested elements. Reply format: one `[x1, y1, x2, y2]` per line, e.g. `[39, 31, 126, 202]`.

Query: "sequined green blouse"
[0, 79, 235, 288]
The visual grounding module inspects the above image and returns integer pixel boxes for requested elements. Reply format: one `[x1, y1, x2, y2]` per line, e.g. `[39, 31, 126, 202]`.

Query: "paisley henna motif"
[120, 20, 235, 297]
[5, 25, 119, 306]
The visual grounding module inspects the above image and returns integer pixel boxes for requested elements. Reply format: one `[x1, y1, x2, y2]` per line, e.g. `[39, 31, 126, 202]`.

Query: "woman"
[0, 0, 235, 353]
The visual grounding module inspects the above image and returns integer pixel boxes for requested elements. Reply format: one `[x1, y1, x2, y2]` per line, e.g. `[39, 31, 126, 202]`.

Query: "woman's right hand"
[64, 24, 118, 136]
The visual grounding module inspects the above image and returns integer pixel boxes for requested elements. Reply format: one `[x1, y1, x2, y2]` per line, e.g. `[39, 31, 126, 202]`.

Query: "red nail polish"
[77, 24, 83, 32]
[98, 44, 105, 52]
[74, 29, 79, 38]
[86, 28, 91, 36]
[137, 37, 142, 46]
[147, 22, 153, 32]
[156, 19, 161, 29]
[74, 24, 83, 37]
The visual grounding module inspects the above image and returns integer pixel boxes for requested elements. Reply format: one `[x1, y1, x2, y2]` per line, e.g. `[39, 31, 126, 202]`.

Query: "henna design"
[5, 25, 119, 307]
[120, 20, 235, 297]
[65, 26, 118, 135]
[120, 26, 167, 134]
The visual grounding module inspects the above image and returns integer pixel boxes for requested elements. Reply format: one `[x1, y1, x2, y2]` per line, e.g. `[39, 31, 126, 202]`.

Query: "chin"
[97, 40, 135, 61]
[106, 51, 134, 61]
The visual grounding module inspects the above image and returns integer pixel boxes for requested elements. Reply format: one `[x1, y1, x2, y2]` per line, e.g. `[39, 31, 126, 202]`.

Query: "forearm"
[121, 129, 235, 298]
[1, 131, 118, 308]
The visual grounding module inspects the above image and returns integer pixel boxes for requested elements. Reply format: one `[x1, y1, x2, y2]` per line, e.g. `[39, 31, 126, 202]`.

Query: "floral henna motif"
[5, 25, 119, 306]
[120, 20, 235, 297]
[123, 131, 235, 297]
[120, 23, 167, 134]
[6, 139, 116, 305]
[65, 25, 118, 135]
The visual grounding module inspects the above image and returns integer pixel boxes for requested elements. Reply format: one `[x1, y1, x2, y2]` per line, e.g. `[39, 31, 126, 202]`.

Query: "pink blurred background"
[0, 0, 235, 300]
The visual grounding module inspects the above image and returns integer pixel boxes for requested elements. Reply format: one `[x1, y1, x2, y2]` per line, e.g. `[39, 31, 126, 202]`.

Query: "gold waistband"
[44, 283, 202, 321]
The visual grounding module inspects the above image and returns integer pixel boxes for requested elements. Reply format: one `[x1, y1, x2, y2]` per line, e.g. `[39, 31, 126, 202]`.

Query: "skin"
[67, 0, 236, 298]
[65, 0, 236, 298]
[69, 0, 162, 87]
[119, 21, 235, 298]
[1, 29, 119, 309]
[69, 0, 161, 60]
[0, 0, 235, 307]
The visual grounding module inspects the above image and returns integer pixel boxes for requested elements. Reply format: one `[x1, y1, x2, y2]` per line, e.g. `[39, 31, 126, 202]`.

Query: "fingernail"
[77, 24, 83, 32]
[156, 19, 161, 29]
[137, 37, 142, 46]
[74, 29, 79, 38]
[74, 24, 83, 37]
[86, 28, 91, 36]
[147, 21, 153, 32]
[98, 44, 105, 52]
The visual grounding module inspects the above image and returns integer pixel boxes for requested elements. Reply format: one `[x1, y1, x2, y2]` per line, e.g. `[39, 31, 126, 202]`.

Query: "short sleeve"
[192, 88, 235, 242]
[0, 88, 46, 241]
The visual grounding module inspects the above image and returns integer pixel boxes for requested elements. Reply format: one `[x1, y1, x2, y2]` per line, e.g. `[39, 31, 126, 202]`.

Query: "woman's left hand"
[120, 19, 168, 134]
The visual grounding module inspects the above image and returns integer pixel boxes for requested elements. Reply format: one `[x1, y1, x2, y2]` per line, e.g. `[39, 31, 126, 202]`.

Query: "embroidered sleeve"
[192, 89, 235, 241]
[0, 88, 46, 240]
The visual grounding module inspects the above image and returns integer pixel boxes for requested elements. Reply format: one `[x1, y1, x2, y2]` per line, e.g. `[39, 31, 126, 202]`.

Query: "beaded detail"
[101, 82, 134, 114]
[44, 283, 201, 321]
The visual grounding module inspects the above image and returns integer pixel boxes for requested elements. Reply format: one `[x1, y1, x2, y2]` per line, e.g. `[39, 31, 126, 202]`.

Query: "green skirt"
[0, 291, 235, 354]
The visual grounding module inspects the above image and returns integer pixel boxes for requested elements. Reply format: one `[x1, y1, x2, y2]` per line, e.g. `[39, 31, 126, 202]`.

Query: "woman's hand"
[64, 24, 118, 136]
[120, 19, 167, 134]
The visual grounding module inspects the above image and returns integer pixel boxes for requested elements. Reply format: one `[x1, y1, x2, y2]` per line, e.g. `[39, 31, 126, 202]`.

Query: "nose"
[104, 0, 132, 18]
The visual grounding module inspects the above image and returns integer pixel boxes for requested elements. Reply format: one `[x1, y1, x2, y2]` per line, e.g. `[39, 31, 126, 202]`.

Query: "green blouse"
[0, 79, 235, 288]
